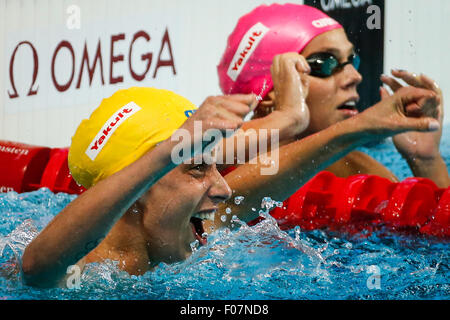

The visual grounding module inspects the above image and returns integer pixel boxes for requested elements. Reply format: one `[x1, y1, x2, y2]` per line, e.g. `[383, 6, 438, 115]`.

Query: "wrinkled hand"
[173, 94, 258, 162]
[270, 53, 311, 134]
[380, 70, 444, 160]
[357, 86, 440, 139]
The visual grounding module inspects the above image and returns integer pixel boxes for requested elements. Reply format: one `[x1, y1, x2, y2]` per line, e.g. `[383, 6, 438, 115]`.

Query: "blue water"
[0, 137, 449, 300]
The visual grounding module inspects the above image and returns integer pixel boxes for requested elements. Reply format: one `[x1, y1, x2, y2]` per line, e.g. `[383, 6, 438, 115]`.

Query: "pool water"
[0, 137, 449, 300]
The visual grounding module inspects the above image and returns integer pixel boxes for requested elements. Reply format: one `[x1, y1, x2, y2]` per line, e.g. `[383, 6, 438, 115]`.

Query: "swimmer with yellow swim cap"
[21, 12, 447, 291]
[22, 87, 258, 287]
[23, 81, 441, 288]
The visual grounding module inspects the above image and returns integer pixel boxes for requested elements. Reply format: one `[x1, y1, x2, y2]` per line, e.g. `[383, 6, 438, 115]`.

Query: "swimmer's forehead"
[314, 44, 355, 57]
[188, 151, 218, 165]
[303, 29, 355, 59]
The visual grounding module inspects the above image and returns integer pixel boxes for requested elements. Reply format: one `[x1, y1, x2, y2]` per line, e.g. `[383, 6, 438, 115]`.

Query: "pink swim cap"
[217, 3, 343, 99]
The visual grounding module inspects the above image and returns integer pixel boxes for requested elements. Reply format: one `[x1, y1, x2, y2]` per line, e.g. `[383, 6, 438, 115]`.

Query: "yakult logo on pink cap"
[227, 22, 270, 81]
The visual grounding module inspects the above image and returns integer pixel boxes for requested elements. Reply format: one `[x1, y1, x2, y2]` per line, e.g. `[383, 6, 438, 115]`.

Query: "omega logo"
[7, 29, 176, 99]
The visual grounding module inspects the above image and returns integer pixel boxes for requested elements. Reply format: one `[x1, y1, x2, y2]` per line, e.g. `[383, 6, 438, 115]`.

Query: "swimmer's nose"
[209, 170, 232, 203]
[340, 64, 363, 90]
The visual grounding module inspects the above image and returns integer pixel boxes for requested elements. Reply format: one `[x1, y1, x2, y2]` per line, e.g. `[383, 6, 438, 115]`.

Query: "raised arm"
[21, 94, 256, 288]
[217, 53, 310, 167]
[218, 86, 441, 224]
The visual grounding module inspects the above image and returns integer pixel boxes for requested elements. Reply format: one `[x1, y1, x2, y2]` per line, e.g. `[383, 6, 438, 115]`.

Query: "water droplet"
[294, 226, 301, 241]
[234, 196, 244, 205]
[190, 240, 199, 252]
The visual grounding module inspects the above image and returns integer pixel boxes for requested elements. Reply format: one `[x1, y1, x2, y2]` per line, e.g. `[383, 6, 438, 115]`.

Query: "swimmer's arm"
[21, 139, 178, 288]
[216, 87, 441, 224]
[406, 156, 450, 188]
[325, 151, 399, 182]
[218, 53, 310, 170]
[217, 110, 304, 169]
[217, 119, 370, 224]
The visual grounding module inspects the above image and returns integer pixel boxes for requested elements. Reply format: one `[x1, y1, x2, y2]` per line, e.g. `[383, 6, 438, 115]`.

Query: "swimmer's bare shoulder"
[326, 151, 399, 182]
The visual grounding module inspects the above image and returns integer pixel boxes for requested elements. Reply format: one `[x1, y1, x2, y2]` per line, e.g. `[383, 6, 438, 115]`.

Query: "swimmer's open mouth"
[337, 99, 358, 111]
[337, 98, 359, 117]
[190, 210, 215, 246]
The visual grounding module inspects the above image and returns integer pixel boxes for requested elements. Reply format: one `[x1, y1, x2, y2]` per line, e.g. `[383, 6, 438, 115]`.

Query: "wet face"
[139, 160, 231, 265]
[301, 28, 363, 135]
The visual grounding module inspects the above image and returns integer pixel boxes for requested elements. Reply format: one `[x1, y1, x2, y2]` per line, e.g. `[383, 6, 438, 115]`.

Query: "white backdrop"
[1, 0, 449, 147]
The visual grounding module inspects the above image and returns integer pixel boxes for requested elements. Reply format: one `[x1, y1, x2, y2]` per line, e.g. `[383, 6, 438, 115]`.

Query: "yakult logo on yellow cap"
[227, 22, 270, 81]
[85, 102, 141, 160]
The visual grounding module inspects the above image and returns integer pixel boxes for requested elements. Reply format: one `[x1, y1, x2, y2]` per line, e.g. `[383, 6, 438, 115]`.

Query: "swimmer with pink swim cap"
[216, 3, 449, 216]
[218, 3, 344, 99]
[21, 3, 447, 288]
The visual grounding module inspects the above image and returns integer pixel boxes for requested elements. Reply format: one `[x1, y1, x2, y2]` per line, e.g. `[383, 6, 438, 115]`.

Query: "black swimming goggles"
[306, 52, 360, 78]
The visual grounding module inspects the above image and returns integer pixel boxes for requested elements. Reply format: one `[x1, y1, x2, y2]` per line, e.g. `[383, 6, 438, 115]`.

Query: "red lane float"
[1, 140, 449, 237]
[0, 140, 84, 195]
[270, 171, 450, 237]
[0, 140, 50, 193]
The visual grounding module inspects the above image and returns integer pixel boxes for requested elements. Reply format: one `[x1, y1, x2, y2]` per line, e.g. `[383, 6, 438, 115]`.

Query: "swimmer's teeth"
[192, 212, 215, 221]
[338, 100, 357, 110]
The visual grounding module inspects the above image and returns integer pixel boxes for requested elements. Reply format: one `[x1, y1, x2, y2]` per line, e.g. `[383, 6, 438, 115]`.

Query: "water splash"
[0, 140, 449, 300]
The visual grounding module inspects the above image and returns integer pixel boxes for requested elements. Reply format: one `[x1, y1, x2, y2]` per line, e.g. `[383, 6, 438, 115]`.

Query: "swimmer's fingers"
[383, 71, 443, 117]
[206, 119, 244, 132]
[390, 70, 442, 101]
[400, 116, 440, 133]
[202, 95, 253, 120]
[419, 74, 441, 93]
[395, 86, 440, 123]
[299, 72, 310, 98]
[194, 96, 247, 131]
[294, 55, 311, 75]
[221, 94, 258, 112]
[295, 55, 311, 97]
[396, 86, 436, 108]
[210, 97, 257, 130]
[272, 53, 310, 99]
[398, 92, 439, 132]
[380, 86, 390, 100]
[272, 53, 310, 78]
[213, 96, 253, 118]
[419, 74, 444, 115]
[404, 96, 439, 119]
[391, 69, 423, 88]
[380, 74, 403, 93]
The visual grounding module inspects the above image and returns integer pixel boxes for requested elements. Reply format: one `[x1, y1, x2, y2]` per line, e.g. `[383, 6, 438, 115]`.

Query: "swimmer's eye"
[306, 51, 360, 78]
[189, 163, 209, 173]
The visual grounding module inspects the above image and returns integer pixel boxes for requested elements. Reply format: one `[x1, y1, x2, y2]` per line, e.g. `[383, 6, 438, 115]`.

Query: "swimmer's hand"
[170, 94, 258, 163]
[380, 70, 448, 187]
[357, 85, 440, 138]
[258, 53, 311, 135]
[380, 70, 444, 159]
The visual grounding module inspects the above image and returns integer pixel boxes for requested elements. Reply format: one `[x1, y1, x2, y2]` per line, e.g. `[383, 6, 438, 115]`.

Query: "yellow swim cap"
[68, 87, 197, 188]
